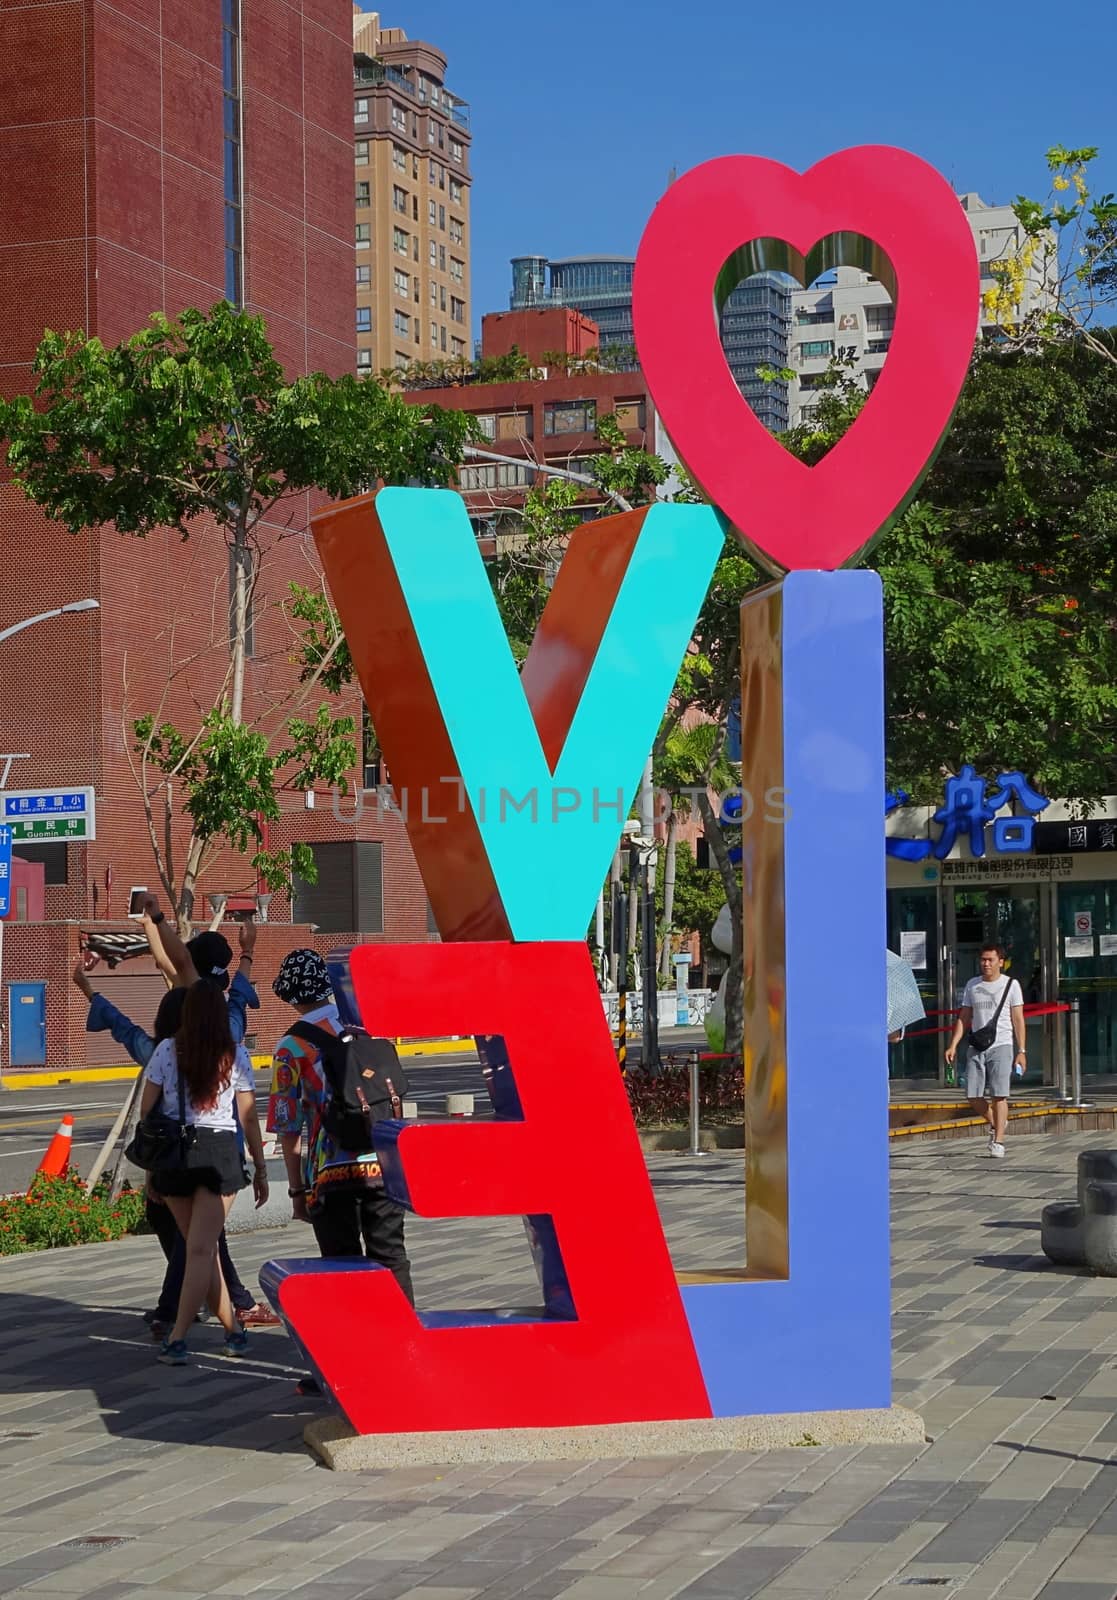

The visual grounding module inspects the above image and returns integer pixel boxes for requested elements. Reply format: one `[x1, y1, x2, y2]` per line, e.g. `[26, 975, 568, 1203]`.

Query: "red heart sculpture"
[632, 146, 979, 574]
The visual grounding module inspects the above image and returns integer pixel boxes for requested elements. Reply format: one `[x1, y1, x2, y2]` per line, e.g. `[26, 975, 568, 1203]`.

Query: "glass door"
[1056, 880, 1117, 1082]
[945, 883, 1044, 1084]
[887, 886, 940, 1081]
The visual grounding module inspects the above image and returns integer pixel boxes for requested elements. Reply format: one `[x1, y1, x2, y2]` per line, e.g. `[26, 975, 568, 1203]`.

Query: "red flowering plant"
[0, 1172, 149, 1255]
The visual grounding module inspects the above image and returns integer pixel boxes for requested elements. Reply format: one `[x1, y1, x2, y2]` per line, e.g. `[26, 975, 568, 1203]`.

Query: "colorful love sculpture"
[262, 145, 978, 1437]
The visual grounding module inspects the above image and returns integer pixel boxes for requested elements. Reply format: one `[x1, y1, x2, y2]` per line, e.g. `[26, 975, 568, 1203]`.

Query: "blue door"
[9, 983, 46, 1066]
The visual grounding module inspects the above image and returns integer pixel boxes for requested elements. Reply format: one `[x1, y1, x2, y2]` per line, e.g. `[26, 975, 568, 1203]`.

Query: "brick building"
[402, 308, 660, 548]
[0, 0, 434, 1072]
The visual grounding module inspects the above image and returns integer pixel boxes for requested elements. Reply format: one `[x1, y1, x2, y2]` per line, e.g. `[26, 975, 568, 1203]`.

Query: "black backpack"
[289, 1022, 409, 1152]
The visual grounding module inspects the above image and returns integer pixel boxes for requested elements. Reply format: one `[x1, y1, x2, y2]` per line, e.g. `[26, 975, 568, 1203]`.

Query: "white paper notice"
[899, 930, 927, 970]
[1100, 934, 1117, 957]
[1065, 935, 1094, 959]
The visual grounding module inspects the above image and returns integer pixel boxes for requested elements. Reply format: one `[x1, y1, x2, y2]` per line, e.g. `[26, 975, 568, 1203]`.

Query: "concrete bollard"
[1077, 1149, 1117, 1211]
[1041, 1200, 1085, 1266]
[445, 1093, 474, 1117]
[1082, 1179, 1117, 1277]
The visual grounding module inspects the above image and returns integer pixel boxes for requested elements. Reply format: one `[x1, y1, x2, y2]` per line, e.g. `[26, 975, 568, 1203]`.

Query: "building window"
[795, 309, 832, 326]
[439, 205, 446, 230]
[429, 158, 438, 183]
[292, 842, 383, 935]
[356, 307, 372, 332]
[449, 179, 462, 204]
[798, 339, 833, 360]
[355, 96, 369, 125]
[866, 338, 891, 354]
[451, 336, 465, 358]
[356, 264, 370, 285]
[449, 138, 463, 163]
[474, 413, 496, 439]
[413, 236, 419, 261]
[414, 320, 420, 343]
[222, 0, 243, 308]
[428, 199, 437, 225]
[393, 144, 407, 171]
[429, 280, 437, 305]
[430, 320, 438, 346]
[450, 296, 465, 324]
[449, 256, 464, 284]
[544, 400, 596, 435]
[355, 181, 370, 207]
[440, 325, 447, 352]
[614, 397, 646, 430]
[355, 222, 370, 249]
[356, 139, 369, 164]
[393, 226, 409, 256]
[449, 218, 463, 244]
[495, 409, 531, 440]
[458, 462, 535, 491]
[428, 120, 436, 146]
[391, 101, 407, 131]
[394, 268, 409, 297]
[357, 349, 372, 371]
[394, 310, 410, 337]
[392, 185, 408, 214]
[438, 245, 446, 272]
[865, 304, 896, 332]
[412, 195, 419, 220]
[228, 541, 254, 658]
[429, 240, 437, 265]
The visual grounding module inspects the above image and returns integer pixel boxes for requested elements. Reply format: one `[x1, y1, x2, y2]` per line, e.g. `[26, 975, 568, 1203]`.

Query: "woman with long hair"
[138, 981, 268, 1364]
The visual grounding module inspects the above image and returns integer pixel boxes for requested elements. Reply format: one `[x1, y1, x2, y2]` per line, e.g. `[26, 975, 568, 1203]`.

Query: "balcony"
[354, 60, 416, 97]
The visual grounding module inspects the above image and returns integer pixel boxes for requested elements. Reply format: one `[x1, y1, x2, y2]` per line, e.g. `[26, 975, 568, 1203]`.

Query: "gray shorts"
[966, 1043, 1013, 1101]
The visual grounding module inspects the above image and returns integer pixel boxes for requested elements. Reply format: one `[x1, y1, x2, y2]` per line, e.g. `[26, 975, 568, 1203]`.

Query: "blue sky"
[360, 0, 1117, 336]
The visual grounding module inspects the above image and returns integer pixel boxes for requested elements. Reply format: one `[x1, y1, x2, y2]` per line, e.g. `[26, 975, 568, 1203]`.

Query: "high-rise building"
[353, 8, 471, 375]
[509, 255, 792, 425]
[787, 192, 1059, 428]
[0, 1, 436, 1072]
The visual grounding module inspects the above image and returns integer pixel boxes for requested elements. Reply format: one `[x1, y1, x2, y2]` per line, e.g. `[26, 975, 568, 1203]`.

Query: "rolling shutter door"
[83, 972, 168, 1066]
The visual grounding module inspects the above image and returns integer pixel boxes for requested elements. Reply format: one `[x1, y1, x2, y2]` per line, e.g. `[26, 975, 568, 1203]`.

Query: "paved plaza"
[0, 1134, 1115, 1599]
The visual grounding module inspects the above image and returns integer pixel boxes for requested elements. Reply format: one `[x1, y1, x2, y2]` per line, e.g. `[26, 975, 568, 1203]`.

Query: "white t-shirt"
[143, 1037, 254, 1131]
[962, 975, 1023, 1049]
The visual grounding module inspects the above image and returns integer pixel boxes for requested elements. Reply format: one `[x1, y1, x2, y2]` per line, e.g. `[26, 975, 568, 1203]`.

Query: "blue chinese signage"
[886, 766, 1050, 862]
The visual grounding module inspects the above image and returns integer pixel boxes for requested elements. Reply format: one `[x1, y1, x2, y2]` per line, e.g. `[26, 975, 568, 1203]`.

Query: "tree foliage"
[0, 303, 475, 927]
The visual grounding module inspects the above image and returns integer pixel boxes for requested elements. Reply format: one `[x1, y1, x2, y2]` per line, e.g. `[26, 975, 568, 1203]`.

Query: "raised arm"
[140, 894, 198, 988]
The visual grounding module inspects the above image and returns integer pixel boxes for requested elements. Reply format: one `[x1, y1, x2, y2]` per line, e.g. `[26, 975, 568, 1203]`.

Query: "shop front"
[886, 783, 1117, 1087]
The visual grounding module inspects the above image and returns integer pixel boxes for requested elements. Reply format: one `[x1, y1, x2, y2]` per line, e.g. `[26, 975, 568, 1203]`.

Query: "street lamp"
[0, 599, 100, 646]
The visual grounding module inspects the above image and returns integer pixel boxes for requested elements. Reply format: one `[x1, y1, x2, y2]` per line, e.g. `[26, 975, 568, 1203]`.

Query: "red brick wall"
[481, 308, 601, 363]
[0, 0, 439, 1071]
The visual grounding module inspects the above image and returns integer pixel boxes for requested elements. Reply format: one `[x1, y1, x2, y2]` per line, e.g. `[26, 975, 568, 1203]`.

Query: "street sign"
[0, 824, 11, 917]
[1, 787, 96, 842]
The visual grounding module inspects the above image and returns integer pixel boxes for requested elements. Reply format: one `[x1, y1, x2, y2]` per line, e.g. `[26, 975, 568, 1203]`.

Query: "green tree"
[0, 302, 475, 927]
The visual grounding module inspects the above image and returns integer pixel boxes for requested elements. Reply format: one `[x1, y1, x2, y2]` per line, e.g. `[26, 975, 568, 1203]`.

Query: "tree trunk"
[229, 533, 249, 726]
[177, 833, 206, 934]
[659, 812, 678, 980]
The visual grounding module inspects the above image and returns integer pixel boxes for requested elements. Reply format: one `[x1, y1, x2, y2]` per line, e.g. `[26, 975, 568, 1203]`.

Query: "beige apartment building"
[353, 7, 472, 375]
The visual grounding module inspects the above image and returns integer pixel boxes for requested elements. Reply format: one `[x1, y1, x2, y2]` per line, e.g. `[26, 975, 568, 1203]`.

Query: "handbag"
[967, 976, 1014, 1053]
[125, 1058, 195, 1173]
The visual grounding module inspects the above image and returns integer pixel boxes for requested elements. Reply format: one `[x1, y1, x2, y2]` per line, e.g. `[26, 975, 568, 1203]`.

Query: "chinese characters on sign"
[1, 788, 96, 842]
[886, 767, 1050, 862]
[1032, 818, 1117, 855]
[0, 824, 11, 918]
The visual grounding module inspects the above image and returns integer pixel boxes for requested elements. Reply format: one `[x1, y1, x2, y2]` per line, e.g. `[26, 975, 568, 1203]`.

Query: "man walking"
[945, 944, 1026, 1158]
[267, 949, 414, 1299]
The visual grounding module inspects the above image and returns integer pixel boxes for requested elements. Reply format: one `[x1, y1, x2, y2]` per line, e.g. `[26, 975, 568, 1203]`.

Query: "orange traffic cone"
[30, 1115, 74, 1188]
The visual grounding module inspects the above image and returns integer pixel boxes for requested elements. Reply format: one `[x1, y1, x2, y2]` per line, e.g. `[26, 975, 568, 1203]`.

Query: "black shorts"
[155, 1128, 249, 1198]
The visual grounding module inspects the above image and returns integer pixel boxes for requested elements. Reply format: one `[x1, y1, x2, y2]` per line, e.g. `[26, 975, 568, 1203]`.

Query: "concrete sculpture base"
[305, 1407, 927, 1470]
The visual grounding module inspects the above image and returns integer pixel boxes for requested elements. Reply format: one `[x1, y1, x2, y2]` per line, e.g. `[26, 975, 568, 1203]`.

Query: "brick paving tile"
[1, 1134, 1117, 1599]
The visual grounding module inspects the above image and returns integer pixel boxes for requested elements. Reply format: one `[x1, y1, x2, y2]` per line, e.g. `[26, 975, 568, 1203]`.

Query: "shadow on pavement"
[0, 1290, 319, 1455]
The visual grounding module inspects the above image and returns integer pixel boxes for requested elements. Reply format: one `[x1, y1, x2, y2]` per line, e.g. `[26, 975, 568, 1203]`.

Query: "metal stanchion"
[687, 1047, 705, 1158]
[1068, 998, 1090, 1107]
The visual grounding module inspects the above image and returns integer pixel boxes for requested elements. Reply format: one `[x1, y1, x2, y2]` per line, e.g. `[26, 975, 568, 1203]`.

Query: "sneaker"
[147, 1317, 170, 1342]
[224, 1329, 250, 1358]
[295, 1375, 322, 1396]
[157, 1339, 189, 1366]
[989, 1141, 1007, 1159]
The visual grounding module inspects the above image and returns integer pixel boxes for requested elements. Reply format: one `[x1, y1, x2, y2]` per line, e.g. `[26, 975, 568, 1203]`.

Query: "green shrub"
[0, 1171, 149, 1255]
